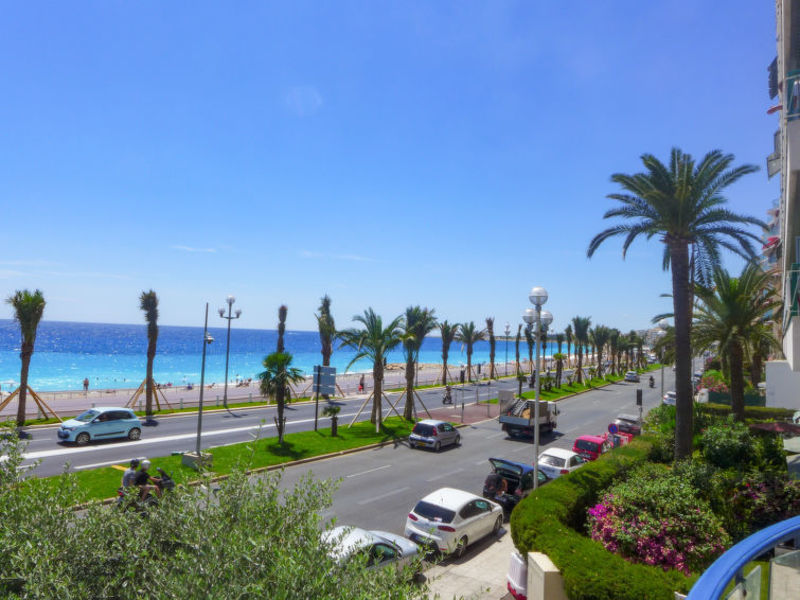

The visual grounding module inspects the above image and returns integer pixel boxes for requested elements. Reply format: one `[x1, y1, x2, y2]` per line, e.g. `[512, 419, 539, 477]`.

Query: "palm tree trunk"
[145, 342, 155, 417]
[669, 238, 694, 459]
[515, 326, 521, 375]
[729, 341, 746, 422]
[442, 348, 449, 386]
[489, 338, 496, 379]
[466, 348, 473, 382]
[372, 361, 383, 431]
[403, 356, 415, 420]
[16, 345, 32, 427]
[556, 358, 563, 388]
[566, 341, 571, 369]
[577, 349, 583, 384]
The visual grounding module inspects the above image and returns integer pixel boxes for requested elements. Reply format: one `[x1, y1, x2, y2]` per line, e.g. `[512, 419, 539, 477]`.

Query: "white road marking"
[484, 432, 506, 439]
[73, 459, 126, 470]
[346, 464, 392, 478]
[12, 412, 360, 462]
[425, 468, 464, 482]
[356, 486, 410, 505]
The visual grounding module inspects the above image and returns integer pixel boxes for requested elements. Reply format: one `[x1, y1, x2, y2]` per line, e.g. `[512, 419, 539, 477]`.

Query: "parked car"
[58, 407, 142, 445]
[408, 419, 460, 452]
[609, 413, 641, 436]
[624, 371, 640, 382]
[662, 391, 677, 406]
[322, 526, 421, 574]
[405, 487, 503, 558]
[537, 447, 587, 480]
[572, 435, 612, 461]
[482, 458, 549, 515]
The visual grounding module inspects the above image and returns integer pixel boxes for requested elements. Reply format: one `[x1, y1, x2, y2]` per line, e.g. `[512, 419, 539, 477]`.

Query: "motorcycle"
[117, 467, 175, 511]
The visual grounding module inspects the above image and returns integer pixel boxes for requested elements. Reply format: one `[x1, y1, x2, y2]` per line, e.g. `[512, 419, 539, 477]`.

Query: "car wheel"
[128, 427, 141, 441]
[492, 515, 503, 534]
[454, 434, 461, 446]
[453, 536, 468, 559]
[434, 441, 441, 452]
[75, 432, 90, 446]
[409, 440, 415, 449]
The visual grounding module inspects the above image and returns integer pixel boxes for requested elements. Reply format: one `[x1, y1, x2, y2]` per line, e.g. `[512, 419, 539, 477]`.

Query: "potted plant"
[322, 404, 341, 437]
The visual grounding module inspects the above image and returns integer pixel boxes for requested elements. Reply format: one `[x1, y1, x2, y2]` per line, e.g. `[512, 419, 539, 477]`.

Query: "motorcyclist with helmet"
[133, 459, 163, 501]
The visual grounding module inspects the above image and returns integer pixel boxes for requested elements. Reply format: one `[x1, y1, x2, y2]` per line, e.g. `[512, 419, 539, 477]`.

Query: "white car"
[537, 447, 587, 480]
[663, 391, 676, 406]
[322, 526, 421, 572]
[405, 487, 503, 558]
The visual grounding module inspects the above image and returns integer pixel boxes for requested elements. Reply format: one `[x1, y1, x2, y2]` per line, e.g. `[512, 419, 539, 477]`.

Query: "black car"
[482, 458, 550, 516]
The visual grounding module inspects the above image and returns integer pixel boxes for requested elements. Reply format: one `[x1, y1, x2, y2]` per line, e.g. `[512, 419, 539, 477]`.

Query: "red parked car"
[572, 435, 611, 461]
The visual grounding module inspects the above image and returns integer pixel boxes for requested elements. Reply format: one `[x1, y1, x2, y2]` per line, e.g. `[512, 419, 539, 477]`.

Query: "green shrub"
[697, 404, 796, 422]
[700, 419, 754, 469]
[510, 438, 691, 599]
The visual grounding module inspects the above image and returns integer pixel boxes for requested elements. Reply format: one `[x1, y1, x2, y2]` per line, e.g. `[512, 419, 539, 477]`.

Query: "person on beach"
[83, 378, 89, 392]
[358, 374, 365, 393]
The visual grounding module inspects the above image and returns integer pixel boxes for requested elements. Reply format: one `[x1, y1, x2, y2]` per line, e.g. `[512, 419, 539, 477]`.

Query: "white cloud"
[284, 86, 323, 116]
[172, 245, 217, 253]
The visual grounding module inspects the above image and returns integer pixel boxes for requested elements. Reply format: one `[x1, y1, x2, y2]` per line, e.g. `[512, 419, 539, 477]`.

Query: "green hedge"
[698, 403, 796, 422]
[510, 438, 692, 599]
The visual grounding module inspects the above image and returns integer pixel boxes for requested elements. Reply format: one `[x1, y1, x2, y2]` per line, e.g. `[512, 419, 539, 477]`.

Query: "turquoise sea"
[0, 320, 576, 392]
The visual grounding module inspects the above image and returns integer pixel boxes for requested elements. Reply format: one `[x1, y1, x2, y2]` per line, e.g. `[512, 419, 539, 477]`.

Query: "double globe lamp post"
[219, 295, 242, 414]
[522, 286, 552, 490]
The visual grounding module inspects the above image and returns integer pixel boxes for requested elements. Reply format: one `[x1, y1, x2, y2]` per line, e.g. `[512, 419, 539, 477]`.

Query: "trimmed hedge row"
[510, 438, 693, 599]
[698, 403, 796, 421]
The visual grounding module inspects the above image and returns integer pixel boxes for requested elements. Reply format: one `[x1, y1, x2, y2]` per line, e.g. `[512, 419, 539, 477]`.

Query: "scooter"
[117, 467, 175, 510]
[442, 386, 453, 405]
[648, 377, 655, 388]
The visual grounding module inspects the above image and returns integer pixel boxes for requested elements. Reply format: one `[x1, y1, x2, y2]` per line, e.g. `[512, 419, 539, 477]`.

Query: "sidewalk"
[425, 527, 513, 600]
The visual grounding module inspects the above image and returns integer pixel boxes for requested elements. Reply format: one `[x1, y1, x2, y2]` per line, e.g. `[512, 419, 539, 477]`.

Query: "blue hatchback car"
[58, 407, 142, 446]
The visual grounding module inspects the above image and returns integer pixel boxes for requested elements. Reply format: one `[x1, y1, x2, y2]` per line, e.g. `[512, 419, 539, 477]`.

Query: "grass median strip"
[36, 417, 416, 504]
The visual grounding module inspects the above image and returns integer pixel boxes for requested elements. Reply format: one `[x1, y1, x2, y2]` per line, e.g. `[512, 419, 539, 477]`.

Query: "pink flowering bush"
[587, 465, 730, 575]
[700, 370, 728, 393]
[729, 472, 800, 535]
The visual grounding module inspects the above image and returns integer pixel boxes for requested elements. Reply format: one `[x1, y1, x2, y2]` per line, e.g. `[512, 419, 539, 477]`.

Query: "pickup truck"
[498, 390, 559, 438]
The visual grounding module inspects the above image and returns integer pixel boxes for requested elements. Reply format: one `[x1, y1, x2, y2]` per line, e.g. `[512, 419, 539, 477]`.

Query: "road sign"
[608, 423, 618, 434]
[313, 365, 336, 396]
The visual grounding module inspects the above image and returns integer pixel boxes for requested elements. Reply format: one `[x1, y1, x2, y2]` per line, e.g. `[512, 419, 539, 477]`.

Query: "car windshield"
[74, 409, 99, 423]
[575, 439, 599, 452]
[412, 424, 435, 436]
[539, 454, 565, 468]
[412, 501, 455, 523]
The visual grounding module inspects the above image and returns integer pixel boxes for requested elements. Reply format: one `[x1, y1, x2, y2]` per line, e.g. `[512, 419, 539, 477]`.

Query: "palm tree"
[514, 324, 522, 375]
[315, 295, 336, 402]
[590, 325, 611, 377]
[439, 320, 459, 386]
[338, 309, 403, 432]
[6, 289, 45, 427]
[139, 290, 159, 419]
[608, 328, 621, 375]
[564, 324, 573, 369]
[553, 352, 566, 387]
[315, 295, 336, 367]
[588, 148, 763, 459]
[401, 306, 438, 420]
[259, 351, 304, 443]
[692, 263, 780, 421]
[277, 305, 287, 353]
[571, 316, 591, 383]
[486, 317, 496, 379]
[524, 326, 534, 376]
[456, 322, 486, 382]
[555, 332, 565, 356]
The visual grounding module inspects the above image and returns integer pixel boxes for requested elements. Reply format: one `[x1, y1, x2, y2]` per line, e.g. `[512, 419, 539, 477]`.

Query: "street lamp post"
[523, 286, 551, 490]
[195, 303, 215, 458]
[218, 295, 242, 414]
[504, 323, 511, 376]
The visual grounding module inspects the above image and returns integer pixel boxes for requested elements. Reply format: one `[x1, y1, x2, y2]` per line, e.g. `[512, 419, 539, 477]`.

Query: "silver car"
[409, 419, 460, 452]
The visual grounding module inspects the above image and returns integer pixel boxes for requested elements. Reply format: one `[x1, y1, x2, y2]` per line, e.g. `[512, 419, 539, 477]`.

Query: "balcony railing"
[783, 265, 800, 334]
[686, 515, 800, 599]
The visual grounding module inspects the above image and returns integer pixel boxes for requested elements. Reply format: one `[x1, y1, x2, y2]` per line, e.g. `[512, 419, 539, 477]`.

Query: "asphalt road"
[19, 376, 516, 477]
[273, 366, 677, 537]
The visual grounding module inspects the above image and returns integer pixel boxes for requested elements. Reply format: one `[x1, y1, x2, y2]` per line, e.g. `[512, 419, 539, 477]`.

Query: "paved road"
[19, 377, 515, 477]
[275, 367, 676, 536]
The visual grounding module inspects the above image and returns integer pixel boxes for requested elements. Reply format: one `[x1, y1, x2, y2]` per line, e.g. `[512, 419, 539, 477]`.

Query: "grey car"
[409, 419, 460, 452]
[611, 413, 641, 435]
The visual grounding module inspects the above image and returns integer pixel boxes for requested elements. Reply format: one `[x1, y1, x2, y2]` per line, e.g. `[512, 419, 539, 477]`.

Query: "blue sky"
[0, 1, 778, 334]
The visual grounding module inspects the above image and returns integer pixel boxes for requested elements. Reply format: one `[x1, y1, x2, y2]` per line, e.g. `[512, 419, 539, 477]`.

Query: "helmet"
[130, 458, 140, 468]
[141, 459, 151, 470]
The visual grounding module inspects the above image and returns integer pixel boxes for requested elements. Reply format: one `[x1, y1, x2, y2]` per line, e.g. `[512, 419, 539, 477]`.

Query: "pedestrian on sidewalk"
[83, 378, 89, 393]
[358, 374, 365, 393]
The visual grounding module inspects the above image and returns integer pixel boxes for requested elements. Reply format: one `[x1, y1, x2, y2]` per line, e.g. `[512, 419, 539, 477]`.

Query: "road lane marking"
[425, 468, 464, 482]
[356, 486, 410, 505]
[9, 411, 360, 462]
[346, 464, 392, 478]
[484, 432, 506, 439]
[73, 459, 128, 470]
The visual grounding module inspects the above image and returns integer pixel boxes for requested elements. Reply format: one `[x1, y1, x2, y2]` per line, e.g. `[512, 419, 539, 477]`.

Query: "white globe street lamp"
[218, 295, 242, 415]
[526, 286, 549, 490]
